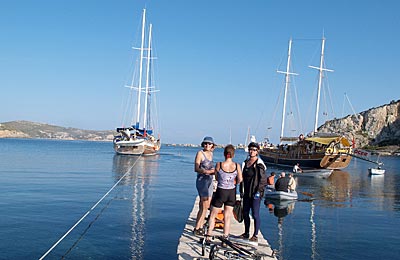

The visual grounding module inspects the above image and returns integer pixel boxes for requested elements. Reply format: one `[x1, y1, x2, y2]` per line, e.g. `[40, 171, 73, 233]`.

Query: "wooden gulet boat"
[259, 37, 352, 170]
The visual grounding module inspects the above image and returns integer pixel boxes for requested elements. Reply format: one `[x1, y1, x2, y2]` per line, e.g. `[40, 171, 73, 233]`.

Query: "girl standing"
[206, 145, 243, 240]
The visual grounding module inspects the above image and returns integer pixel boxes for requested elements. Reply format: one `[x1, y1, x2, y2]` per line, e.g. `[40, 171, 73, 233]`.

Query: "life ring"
[326, 148, 334, 155]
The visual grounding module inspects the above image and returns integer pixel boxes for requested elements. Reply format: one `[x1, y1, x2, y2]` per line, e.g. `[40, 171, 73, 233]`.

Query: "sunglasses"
[204, 143, 213, 146]
[249, 148, 258, 152]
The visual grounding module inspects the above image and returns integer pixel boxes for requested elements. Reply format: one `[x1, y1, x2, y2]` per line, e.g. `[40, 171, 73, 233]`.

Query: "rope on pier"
[39, 155, 142, 260]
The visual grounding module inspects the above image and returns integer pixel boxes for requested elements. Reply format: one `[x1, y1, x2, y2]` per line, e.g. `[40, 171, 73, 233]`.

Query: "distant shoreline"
[1, 137, 398, 156]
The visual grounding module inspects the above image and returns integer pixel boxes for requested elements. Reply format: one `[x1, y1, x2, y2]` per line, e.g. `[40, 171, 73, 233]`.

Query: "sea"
[0, 138, 399, 260]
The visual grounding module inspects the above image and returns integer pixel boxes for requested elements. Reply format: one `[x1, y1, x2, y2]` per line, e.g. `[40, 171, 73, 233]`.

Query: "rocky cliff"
[318, 99, 400, 150]
[0, 121, 115, 141]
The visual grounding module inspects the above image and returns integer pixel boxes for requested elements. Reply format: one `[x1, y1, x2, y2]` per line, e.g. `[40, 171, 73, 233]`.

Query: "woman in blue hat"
[193, 136, 215, 235]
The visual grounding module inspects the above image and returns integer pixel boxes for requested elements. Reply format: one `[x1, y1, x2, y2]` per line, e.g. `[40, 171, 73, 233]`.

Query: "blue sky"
[0, 0, 399, 145]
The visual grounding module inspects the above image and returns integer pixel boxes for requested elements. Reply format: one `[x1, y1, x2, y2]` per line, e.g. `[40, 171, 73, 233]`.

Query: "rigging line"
[39, 155, 142, 260]
[321, 59, 335, 118]
[61, 194, 117, 259]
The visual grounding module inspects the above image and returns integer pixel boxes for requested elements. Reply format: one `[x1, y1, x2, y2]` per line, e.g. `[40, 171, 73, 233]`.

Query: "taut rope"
[39, 154, 142, 259]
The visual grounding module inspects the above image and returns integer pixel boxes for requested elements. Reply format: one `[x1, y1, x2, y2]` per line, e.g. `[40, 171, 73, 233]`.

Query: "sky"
[0, 0, 399, 145]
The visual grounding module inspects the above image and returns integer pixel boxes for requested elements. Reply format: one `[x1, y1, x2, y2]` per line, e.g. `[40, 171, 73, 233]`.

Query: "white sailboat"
[352, 148, 385, 175]
[243, 126, 256, 152]
[113, 9, 161, 156]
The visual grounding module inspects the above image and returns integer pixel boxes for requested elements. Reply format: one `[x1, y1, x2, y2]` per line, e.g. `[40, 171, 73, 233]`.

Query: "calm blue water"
[0, 139, 399, 259]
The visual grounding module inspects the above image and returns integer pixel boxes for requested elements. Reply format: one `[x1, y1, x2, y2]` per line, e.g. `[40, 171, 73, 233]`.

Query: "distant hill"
[318, 99, 400, 154]
[2, 99, 400, 151]
[0, 121, 114, 141]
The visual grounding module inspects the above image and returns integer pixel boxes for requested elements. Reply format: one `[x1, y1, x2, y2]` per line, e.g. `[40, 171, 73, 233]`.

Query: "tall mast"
[309, 36, 333, 133]
[277, 38, 298, 144]
[143, 23, 152, 132]
[135, 8, 146, 129]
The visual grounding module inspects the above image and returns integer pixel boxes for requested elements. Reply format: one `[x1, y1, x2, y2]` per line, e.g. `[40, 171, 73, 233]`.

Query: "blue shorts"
[196, 174, 213, 197]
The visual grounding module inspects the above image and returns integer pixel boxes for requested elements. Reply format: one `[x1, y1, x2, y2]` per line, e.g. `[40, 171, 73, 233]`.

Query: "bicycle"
[201, 235, 273, 260]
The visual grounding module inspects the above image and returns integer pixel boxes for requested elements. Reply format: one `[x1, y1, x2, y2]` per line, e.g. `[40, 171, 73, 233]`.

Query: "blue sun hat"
[201, 136, 215, 147]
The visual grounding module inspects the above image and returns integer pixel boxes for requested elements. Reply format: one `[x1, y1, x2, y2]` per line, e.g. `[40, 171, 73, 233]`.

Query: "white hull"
[368, 168, 385, 175]
[114, 9, 160, 157]
[294, 169, 333, 179]
[115, 139, 145, 146]
[114, 138, 160, 156]
[264, 189, 298, 200]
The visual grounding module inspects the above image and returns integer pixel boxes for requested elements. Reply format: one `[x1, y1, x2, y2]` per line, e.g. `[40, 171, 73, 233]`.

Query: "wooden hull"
[259, 149, 352, 170]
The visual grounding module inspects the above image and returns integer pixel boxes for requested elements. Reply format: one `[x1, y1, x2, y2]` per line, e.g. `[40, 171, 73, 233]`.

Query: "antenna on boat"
[309, 36, 334, 134]
[277, 37, 298, 144]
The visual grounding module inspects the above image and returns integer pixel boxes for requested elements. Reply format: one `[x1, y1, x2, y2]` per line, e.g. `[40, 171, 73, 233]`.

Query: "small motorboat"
[264, 188, 298, 200]
[368, 167, 385, 175]
[294, 169, 333, 179]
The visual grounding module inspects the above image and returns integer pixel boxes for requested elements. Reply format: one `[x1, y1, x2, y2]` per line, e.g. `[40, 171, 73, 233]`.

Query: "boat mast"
[143, 23, 152, 133]
[135, 8, 146, 129]
[309, 36, 333, 133]
[277, 38, 297, 144]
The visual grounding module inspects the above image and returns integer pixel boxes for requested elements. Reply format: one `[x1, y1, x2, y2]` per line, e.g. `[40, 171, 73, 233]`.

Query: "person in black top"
[239, 142, 268, 242]
[275, 172, 290, 192]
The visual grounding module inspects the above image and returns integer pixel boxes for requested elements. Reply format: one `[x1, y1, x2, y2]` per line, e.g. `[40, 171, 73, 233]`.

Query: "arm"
[194, 151, 203, 173]
[257, 164, 268, 192]
[194, 151, 214, 175]
[239, 161, 245, 196]
[236, 163, 243, 184]
[214, 162, 220, 181]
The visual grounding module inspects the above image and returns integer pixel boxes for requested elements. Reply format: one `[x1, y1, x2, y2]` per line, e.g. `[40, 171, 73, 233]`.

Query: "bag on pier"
[233, 200, 243, 223]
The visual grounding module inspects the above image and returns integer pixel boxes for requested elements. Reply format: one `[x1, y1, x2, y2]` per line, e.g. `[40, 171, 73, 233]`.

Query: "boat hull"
[294, 169, 333, 179]
[264, 189, 298, 200]
[259, 149, 352, 170]
[113, 138, 160, 156]
[368, 168, 385, 175]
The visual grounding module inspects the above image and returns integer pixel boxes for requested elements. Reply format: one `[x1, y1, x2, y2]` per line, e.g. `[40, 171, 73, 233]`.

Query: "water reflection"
[296, 170, 352, 207]
[309, 202, 316, 260]
[321, 170, 352, 203]
[112, 154, 159, 259]
[264, 199, 295, 260]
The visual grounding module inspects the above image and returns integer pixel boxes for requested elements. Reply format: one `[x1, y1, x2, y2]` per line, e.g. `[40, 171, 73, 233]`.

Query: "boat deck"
[177, 196, 276, 259]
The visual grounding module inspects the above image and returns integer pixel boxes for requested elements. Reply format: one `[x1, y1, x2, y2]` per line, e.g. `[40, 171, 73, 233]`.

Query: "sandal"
[205, 234, 213, 245]
[194, 228, 204, 236]
[249, 235, 258, 242]
[239, 233, 249, 239]
[221, 235, 229, 248]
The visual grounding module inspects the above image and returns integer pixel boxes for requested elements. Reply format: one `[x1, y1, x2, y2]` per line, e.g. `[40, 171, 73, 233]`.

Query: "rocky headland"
[318, 99, 400, 154]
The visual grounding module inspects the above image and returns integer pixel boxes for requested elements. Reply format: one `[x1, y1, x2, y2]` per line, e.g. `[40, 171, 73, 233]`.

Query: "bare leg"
[195, 196, 211, 230]
[223, 206, 233, 237]
[206, 206, 221, 236]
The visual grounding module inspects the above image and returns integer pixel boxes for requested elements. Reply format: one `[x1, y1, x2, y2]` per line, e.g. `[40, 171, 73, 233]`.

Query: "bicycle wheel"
[209, 244, 219, 260]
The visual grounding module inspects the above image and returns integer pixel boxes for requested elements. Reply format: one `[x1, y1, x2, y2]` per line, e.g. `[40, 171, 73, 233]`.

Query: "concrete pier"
[177, 196, 276, 259]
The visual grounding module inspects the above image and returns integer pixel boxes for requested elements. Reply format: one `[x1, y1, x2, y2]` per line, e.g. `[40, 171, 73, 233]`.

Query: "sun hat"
[201, 136, 215, 147]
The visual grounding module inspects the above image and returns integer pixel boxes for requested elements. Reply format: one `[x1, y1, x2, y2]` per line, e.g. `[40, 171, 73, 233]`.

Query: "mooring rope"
[39, 155, 142, 260]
